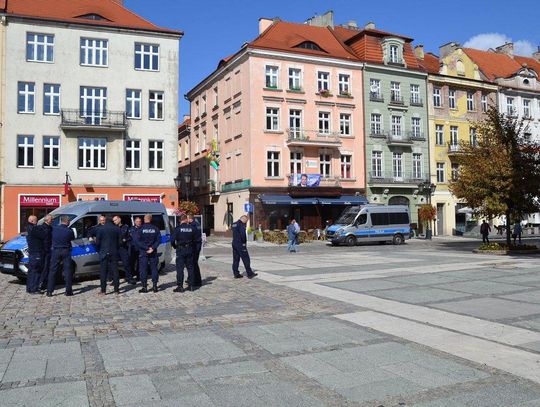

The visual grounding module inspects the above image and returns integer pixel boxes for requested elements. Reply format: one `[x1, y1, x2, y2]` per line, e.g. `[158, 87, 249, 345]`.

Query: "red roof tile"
[513, 55, 540, 77]
[5, 0, 182, 35]
[419, 52, 440, 74]
[462, 48, 521, 81]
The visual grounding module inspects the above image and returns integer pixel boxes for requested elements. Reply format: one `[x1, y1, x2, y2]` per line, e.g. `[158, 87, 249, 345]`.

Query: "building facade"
[0, 1, 182, 239]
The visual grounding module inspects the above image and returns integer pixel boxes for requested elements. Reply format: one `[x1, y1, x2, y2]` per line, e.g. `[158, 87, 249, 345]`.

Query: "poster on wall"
[290, 174, 321, 187]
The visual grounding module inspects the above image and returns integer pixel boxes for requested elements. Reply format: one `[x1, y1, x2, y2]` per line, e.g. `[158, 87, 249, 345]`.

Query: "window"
[265, 66, 279, 88]
[135, 43, 159, 71]
[266, 151, 280, 177]
[338, 74, 350, 94]
[340, 113, 351, 136]
[320, 153, 331, 177]
[371, 113, 382, 135]
[467, 91, 475, 111]
[317, 71, 330, 91]
[391, 115, 402, 137]
[340, 154, 352, 179]
[469, 127, 477, 146]
[435, 124, 444, 145]
[26, 33, 54, 62]
[523, 99, 531, 118]
[389, 212, 409, 224]
[450, 126, 458, 147]
[126, 89, 141, 119]
[481, 94, 488, 112]
[288, 68, 301, 90]
[389, 45, 399, 63]
[451, 163, 459, 180]
[43, 84, 60, 115]
[318, 112, 330, 134]
[371, 151, 382, 177]
[433, 87, 442, 107]
[411, 117, 421, 138]
[149, 140, 164, 170]
[289, 109, 302, 137]
[506, 97, 514, 116]
[195, 135, 200, 154]
[392, 152, 402, 179]
[149, 91, 164, 120]
[17, 135, 34, 167]
[371, 213, 389, 226]
[43, 136, 59, 168]
[410, 84, 420, 104]
[412, 153, 422, 179]
[370, 79, 381, 99]
[296, 41, 321, 51]
[125, 139, 141, 170]
[78, 138, 106, 169]
[18, 82, 35, 113]
[266, 107, 279, 131]
[80, 38, 108, 66]
[436, 162, 445, 183]
[80, 86, 106, 124]
[448, 89, 456, 109]
[290, 151, 302, 175]
[390, 82, 401, 103]
[213, 86, 218, 106]
[202, 95, 207, 114]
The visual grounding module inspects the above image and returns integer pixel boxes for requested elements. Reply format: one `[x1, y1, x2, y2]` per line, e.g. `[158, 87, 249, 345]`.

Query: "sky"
[126, 0, 540, 117]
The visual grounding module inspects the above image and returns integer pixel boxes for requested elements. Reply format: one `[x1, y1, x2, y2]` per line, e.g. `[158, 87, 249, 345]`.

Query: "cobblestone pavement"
[1, 238, 540, 406]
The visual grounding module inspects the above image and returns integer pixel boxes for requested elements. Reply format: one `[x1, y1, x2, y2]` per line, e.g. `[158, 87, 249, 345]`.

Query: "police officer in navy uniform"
[95, 216, 122, 295]
[26, 215, 48, 294]
[38, 214, 53, 291]
[137, 214, 161, 293]
[113, 215, 136, 285]
[187, 214, 202, 287]
[129, 217, 142, 280]
[231, 215, 257, 279]
[47, 216, 75, 297]
[172, 214, 196, 292]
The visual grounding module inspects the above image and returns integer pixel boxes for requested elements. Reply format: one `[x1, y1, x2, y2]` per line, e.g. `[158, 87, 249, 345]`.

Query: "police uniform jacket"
[189, 221, 202, 250]
[119, 224, 131, 248]
[95, 221, 122, 258]
[172, 223, 195, 252]
[232, 220, 247, 248]
[136, 223, 161, 254]
[26, 223, 48, 254]
[42, 223, 53, 254]
[52, 224, 75, 249]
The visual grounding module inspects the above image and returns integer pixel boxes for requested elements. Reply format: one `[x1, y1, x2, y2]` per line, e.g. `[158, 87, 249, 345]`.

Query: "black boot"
[139, 286, 148, 293]
[173, 285, 184, 293]
[152, 284, 158, 293]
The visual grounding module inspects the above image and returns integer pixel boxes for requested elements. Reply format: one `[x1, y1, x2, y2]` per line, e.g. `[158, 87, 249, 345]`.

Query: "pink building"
[183, 18, 366, 233]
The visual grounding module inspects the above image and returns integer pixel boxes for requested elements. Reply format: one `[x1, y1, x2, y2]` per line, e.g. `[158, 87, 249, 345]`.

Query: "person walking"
[287, 219, 298, 253]
[95, 216, 122, 295]
[47, 216, 75, 297]
[113, 215, 136, 285]
[187, 214, 202, 287]
[38, 214, 53, 291]
[137, 214, 161, 293]
[129, 217, 142, 281]
[171, 214, 196, 292]
[480, 220, 491, 244]
[25, 215, 47, 294]
[513, 222, 523, 245]
[231, 215, 257, 279]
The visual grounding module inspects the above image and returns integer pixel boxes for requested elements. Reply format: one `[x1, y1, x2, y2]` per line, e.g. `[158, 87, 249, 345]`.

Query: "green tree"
[449, 106, 540, 246]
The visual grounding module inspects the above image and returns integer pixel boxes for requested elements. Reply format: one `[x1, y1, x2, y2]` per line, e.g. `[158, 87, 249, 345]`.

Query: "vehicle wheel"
[392, 234, 404, 245]
[345, 235, 357, 247]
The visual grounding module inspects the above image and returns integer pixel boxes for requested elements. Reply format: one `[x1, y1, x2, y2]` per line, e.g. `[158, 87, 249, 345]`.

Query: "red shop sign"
[19, 195, 60, 207]
[124, 195, 161, 203]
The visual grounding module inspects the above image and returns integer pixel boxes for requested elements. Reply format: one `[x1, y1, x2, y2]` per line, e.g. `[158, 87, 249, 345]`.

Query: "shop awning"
[260, 194, 318, 205]
[318, 195, 368, 205]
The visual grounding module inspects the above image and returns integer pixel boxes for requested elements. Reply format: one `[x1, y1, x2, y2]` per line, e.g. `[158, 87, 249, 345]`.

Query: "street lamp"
[174, 175, 182, 203]
[418, 181, 437, 239]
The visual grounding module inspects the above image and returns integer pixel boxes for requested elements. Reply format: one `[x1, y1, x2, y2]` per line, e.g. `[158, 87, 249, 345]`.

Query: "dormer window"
[523, 78, 530, 85]
[76, 13, 110, 21]
[389, 45, 399, 63]
[382, 38, 405, 66]
[296, 41, 322, 51]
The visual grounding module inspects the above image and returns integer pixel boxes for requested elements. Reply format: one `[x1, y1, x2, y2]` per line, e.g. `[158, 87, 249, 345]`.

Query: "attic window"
[296, 41, 322, 51]
[523, 78, 530, 85]
[77, 14, 110, 21]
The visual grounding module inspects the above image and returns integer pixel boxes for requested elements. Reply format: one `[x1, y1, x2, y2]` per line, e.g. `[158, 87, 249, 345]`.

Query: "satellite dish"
[370, 84, 379, 92]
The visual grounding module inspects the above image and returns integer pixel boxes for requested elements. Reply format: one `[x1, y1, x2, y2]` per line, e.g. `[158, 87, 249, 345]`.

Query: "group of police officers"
[24, 212, 206, 296]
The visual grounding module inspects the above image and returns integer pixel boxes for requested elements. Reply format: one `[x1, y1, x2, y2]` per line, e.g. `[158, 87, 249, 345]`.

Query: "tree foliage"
[175, 200, 200, 215]
[449, 106, 540, 245]
[418, 204, 436, 222]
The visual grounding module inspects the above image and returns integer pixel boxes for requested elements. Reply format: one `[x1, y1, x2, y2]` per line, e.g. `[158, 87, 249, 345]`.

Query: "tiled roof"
[514, 55, 540, 76]
[462, 48, 521, 81]
[3, 0, 182, 35]
[419, 52, 440, 74]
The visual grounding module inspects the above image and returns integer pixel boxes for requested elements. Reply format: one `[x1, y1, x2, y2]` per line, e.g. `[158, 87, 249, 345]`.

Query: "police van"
[326, 204, 411, 246]
[0, 200, 172, 281]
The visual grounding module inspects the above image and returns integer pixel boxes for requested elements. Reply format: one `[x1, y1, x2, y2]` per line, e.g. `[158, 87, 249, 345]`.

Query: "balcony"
[369, 92, 384, 102]
[286, 129, 342, 147]
[369, 129, 388, 139]
[369, 172, 427, 185]
[408, 131, 426, 141]
[447, 143, 463, 156]
[60, 109, 128, 131]
[387, 133, 413, 145]
[389, 94, 405, 105]
[410, 97, 423, 107]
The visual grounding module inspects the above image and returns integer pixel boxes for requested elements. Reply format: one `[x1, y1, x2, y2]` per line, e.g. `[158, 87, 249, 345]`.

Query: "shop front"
[18, 194, 61, 233]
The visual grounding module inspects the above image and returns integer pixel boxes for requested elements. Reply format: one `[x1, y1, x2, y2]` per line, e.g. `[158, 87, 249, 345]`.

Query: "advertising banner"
[290, 173, 321, 187]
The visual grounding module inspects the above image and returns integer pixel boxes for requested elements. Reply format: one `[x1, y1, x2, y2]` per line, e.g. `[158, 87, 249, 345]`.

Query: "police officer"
[187, 214, 202, 287]
[88, 215, 106, 241]
[231, 215, 257, 279]
[137, 214, 161, 293]
[38, 214, 53, 291]
[26, 215, 47, 294]
[113, 215, 136, 285]
[129, 217, 142, 281]
[171, 214, 196, 292]
[95, 216, 122, 295]
[47, 216, 75, 297]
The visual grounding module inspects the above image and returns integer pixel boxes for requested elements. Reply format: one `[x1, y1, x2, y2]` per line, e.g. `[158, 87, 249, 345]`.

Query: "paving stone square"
[500, 289, 540, 304]
[367, 286, 473, 304]
[0, 381, 89, 407]
[432, 297, 540, 320]
[433, 280, 528, 295]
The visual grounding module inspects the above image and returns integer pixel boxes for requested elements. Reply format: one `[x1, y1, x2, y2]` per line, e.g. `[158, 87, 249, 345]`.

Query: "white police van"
[0, 200, 172, 281]
[326, 204, 411, 246]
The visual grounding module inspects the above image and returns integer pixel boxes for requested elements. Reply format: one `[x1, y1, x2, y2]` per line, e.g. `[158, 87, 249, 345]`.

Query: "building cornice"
[364, 62, 427, 77]
[427, 73, 498, 90]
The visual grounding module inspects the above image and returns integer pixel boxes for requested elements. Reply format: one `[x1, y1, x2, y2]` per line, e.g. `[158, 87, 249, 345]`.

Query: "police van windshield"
[336, 207, 361, 225]
[37, 214, 76, 226]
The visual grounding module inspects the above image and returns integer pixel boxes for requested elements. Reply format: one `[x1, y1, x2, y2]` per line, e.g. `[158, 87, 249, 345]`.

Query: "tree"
[418, 204, 436, 238]
[449, 106, 540, 246]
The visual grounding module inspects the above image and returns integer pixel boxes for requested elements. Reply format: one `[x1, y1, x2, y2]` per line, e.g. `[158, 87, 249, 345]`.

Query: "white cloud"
[463, 33, 536, 56]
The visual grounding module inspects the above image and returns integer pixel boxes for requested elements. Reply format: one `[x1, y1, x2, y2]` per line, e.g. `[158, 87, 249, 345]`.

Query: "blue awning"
[318, 195, 368, 205]
[260, 194, 367, 206]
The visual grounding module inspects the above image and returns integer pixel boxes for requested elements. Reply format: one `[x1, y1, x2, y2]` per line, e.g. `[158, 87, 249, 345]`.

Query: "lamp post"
[183, 172, 191, 201]
[418, 180, 437, 239]
[174, 175, 182, 204]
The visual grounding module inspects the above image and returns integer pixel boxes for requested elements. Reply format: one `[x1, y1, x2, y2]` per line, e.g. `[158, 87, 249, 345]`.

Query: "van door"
[353, 213, 369, 240]
[70, 215, 100, 276]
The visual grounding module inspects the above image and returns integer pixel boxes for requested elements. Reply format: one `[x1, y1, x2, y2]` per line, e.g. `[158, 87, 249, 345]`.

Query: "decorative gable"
[381, 37, 405, 67]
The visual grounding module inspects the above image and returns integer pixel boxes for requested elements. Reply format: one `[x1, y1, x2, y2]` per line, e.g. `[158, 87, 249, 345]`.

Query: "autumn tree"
[449, 106, 540, 246]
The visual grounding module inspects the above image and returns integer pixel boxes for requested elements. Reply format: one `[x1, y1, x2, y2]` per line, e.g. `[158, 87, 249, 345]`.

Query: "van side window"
[371, 213, 389, 226]
[356, 214, 367, 225]
[150, 215, 165, 230]
[389, 212, 409, 224]
[71, 215, 97, 239]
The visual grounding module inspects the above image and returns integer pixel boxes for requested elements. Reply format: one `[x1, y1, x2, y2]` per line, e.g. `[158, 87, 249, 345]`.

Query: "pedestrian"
[38, 214, 53, 291]
[171, 214, 196, 292]
[113, 215, 136, 285]
[129, 217, 142, 280]
[480, 220, 491, 244]
[95, 216, 122, 295]
[231, 215, 257, 279]
[187, 214, 202, 287]
[287, 219, 298, 253]
[513, 222, 523, 245]
[25, 215, 47, 294]
[137, 214, 161, 293]
[47, 216, 76, 297]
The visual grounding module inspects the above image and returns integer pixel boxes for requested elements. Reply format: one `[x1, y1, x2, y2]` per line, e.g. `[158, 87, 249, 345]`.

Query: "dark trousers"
[100, 253, 119, 292]
[139, 253, 158, 286]
[38, 252, 51, 290]
[129, 246, 139, 279]
[482, 233, 489, 243]
[118, 247, 133, 281]
[232, 245, 253, 276]
[48, 248, 73, 294]
[27, 252, 43, 293]
[176, 248, 193, 287]
[192, 246, 202, 286]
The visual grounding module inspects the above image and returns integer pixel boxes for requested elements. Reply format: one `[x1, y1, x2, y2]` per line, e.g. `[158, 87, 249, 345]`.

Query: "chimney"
[414, 45, 425, 60]
[439, 42, 459, 58]
[346, 20, 358, 29]
[183, 114, 190, 123]
[365, 22, 375, 30]
[495, 42, 514, 58]
[533, 46, 540, 62]
[304, 11, 334, 28]
[258, 18, 274, 34]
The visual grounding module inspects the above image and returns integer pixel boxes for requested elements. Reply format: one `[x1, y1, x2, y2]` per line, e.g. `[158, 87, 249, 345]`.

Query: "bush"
[479, 242, 538, 251]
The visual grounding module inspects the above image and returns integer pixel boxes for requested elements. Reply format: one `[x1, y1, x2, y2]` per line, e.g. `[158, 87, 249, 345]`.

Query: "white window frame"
[371, 113, 382, 135]
[469, 127, 477, 146]
[288, 68, 302, 91]
[18, 82, 35, 114]
[391, 115, 402, 137]
[523, 99, 531, 118]
[390, 81, 401, 102]
[371, 151, 383, 178]
[149, 140, 164, 170]
[506, 97, 514, 116]
[433, 87, 442, 107]
[448, 89, 456, 109]
[411, 117, 421, 138]
[467, 91, 475, 111]
[17, 135, 34, 168]
[317, 71, 330, 92]
[126, 89, 142, 119]
[450, 126, 459, 146]
[338, 73, 350, 94]
[149, 91, 164, 120]
[80, 38, 108, 67]
[135, 43, 159, 71]
[370, 78, 381, 98]
[412, 153, 422, 179]
[410, 84, 420, 104]
[43, 136, 60, 168]
[389, 44, 399, 63]
[43, 83, 60, 115]
[319, 153, 332, 178]
[481, 94, 488, 112]
[266, 107, 280, 131]
[318, 111, 331, 134]
[290, 151, 302, 175]
[392, 152, 403, 179]
[339, 113, 351, 136]
[266, 151, 280, 177]
[451, 163, 459, 181]
[78, 138, 106, 169]
[436, 162, 445, 183]
[435, 124, 444, 145]
[26, 33, 54, 63]
[213, 86, 218, 106]
[125, 139, 141, 170]
[340, 154, 352, 179]
[289, 109, 302, 137]
[265, 65, 279, 88]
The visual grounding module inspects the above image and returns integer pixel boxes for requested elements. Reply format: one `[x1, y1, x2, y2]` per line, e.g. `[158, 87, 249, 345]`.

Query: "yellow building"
[416, 44, 497, 235]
